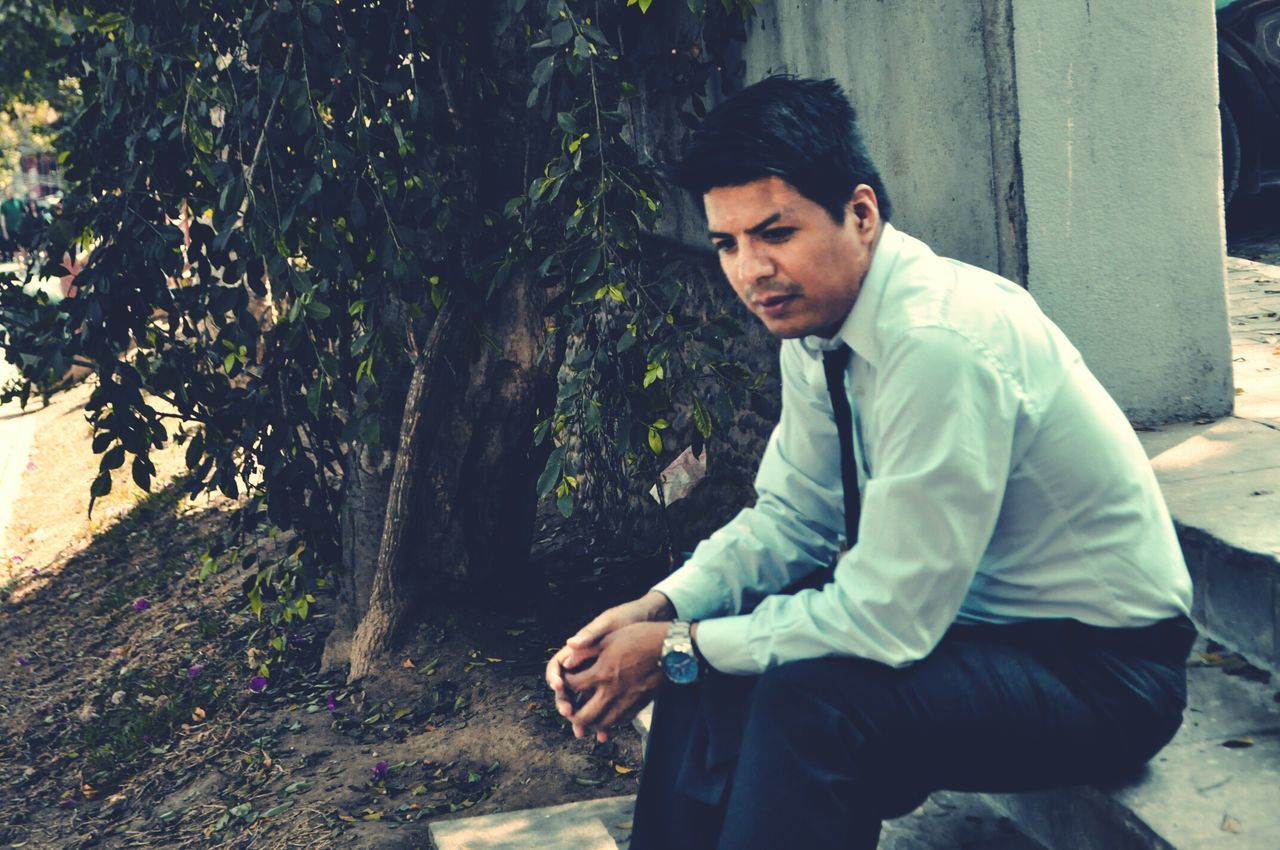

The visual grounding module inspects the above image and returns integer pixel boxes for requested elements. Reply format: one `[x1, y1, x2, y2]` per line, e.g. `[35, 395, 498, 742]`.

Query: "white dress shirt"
[653, 224, 1192, 675]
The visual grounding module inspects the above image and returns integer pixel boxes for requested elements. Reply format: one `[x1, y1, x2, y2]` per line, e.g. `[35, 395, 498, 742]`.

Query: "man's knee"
[747, 656, 894, 737]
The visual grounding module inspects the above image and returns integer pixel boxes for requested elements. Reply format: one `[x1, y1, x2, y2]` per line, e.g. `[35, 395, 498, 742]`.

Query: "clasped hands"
[544, 590, 675, 743]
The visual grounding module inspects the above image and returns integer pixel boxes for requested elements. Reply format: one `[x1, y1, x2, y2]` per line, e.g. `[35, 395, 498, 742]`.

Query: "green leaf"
[306, 300, 331, 320]
[643, 362, 664, 388]
[90, 471, 113, 500]
[638, 0, 653, 11]
[693, 399, 713, 438]
[648, 428, 662, 454]
[556, 488, 574, 518]
[102, 444, 126, 470]
[306, 382, 322, 417]
[132, 457, 152, 491]
[550, 21, 573, 46]
[537, 445, 566, 498]
[261, 801, 295, 818]
[185, 431, 204, 470]
[532, 55, 556, 87]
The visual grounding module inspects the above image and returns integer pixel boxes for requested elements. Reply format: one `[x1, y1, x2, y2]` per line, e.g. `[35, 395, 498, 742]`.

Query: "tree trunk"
[346, 270, 559, 681]
[320, 443, 392, 674]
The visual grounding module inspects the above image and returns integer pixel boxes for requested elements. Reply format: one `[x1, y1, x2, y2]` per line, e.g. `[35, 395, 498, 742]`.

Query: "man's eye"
[763, 228, 795, 242]
[713, 240, 735, 253]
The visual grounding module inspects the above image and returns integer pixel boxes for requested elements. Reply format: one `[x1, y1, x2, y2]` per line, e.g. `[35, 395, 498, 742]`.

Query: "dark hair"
[670, 76, 892, 223]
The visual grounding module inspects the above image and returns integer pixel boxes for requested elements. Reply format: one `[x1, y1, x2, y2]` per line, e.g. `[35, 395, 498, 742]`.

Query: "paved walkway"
[0, 261, 63, 559]
[1224, 254, 1280, 426]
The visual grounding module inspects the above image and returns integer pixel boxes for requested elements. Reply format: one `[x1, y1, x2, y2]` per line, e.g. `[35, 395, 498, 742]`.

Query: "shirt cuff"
[691, 615, 761, 676]
[651, 565, 730, 622]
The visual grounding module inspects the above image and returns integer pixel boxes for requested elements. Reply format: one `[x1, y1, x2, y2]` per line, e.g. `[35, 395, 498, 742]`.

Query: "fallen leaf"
[616, 820, 634, 830]
[402, 658, 415, 669]
[612, 762, 635, 775]
[1221, 813, 1242, 833]
[192, 707, 206, 722]
[573, 776, 603, 786]
[1222, 737, 1254, 749]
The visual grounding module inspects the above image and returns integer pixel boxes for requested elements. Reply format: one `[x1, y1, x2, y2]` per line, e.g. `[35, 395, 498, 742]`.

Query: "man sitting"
[546, 76, 1194, 850]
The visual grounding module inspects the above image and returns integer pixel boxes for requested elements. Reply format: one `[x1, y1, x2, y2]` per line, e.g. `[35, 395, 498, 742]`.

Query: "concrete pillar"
[741, 0, 1234, 424]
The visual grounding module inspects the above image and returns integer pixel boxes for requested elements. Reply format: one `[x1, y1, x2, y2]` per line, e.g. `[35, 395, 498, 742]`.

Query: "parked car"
[1217, 0, 1280, 209]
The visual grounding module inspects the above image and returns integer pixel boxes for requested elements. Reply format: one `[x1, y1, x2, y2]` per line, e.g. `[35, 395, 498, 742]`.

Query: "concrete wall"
[1009, 0, 1233, 423]
[733, 0, 1233, 424]
[743, 0, 1007, 275]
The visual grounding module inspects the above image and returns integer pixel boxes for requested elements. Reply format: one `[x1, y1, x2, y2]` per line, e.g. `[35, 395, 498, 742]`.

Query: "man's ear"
[846, 184, 880, 233]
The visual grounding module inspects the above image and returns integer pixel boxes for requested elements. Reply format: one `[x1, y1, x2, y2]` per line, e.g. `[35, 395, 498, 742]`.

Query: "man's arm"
[695, 325, 1019, 674]
[650, 340, 848, 622]
[548, 341, 855, 740]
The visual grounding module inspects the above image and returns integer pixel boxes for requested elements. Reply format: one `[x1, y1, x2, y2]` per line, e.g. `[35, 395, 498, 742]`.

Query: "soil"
[0, 381, 658, 848]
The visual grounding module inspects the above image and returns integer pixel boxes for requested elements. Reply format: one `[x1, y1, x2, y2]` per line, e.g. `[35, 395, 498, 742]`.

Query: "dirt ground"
[0, 381, 653, 848]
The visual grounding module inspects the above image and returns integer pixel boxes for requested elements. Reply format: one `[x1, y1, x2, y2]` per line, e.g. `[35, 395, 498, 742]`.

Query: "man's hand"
[562, 620, 668, 741]
[545, 591, 674, 741]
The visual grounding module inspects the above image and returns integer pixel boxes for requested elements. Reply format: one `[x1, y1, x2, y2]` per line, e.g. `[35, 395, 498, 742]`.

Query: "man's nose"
[735, 243, 775, 287]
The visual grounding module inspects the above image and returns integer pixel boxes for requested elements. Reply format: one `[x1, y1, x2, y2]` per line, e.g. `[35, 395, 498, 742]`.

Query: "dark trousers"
[631, 616, 1196, 850]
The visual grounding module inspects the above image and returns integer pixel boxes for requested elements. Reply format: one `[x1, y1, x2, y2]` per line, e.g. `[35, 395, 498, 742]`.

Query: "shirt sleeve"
[694, 326, 1019, 674]
[651, 340, 847, 621]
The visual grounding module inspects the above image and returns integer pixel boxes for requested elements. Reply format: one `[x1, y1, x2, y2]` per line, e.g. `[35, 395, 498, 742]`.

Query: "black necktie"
[823, 345, 861, 547]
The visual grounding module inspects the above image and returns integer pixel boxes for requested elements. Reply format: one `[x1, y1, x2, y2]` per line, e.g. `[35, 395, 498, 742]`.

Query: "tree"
[0, 0, 759, 682]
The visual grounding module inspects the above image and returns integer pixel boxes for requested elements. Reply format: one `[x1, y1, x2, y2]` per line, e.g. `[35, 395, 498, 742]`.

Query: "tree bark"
[346, 300, 462, 681]
[345, 270, 560, 682]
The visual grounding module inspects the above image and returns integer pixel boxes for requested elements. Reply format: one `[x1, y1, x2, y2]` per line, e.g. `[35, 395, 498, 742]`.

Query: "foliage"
[0, 1, 74, 112]
[0, 0, 757, 634]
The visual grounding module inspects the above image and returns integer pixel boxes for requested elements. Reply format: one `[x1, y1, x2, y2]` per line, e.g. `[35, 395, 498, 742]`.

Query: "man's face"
[704, 176, 880, 339]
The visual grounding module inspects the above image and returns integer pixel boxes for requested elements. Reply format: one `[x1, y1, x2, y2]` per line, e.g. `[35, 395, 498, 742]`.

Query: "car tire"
[1220, 100, 1240, 211]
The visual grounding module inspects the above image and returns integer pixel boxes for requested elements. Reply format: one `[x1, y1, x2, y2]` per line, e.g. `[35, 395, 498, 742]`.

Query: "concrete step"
[428, 795, 635, 850]
[1139, 417, 1280, 672]
[980, 635, 1280, 850]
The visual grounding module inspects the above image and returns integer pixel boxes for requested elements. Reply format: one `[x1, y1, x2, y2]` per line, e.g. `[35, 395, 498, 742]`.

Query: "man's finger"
[571, 688, 612, 739]
[545, 647, 572, 694]
[566, 615, 611, 649]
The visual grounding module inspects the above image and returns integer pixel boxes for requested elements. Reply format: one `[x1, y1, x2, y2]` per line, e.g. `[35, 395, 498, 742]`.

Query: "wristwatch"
[660, 619, 702, 684]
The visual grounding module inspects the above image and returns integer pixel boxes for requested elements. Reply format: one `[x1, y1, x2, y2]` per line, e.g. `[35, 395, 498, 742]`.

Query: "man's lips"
[754, 293, 798, 316]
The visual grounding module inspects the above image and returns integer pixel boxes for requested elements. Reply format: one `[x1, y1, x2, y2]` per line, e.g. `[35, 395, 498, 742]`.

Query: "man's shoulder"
[873, 238, 1078, 385]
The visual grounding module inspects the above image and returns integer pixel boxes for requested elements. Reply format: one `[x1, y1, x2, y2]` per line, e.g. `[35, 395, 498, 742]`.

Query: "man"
[545, 76, 1194, 850]
[0, 187, 21, 262]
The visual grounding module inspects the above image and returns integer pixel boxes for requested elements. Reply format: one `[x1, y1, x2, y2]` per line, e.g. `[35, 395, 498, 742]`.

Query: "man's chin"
[759, 318, 829, 340]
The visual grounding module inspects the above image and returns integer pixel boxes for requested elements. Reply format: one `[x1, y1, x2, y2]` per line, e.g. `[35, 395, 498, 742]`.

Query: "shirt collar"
[798, 222, 903, 368]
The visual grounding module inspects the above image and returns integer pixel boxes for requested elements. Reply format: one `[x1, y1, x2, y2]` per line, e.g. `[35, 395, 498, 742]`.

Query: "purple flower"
[10, 555, 22, 563]
[325, 692, 336, 712]
[17, 656, 28, 666]
[187, 664, 204, 678]
[370, 761, 389, 782]
[141, 734, 150, 743]
[131, 598, 151, 612]
[30, 567, 39, 575]
[26, 461, 36, 471]
[248, 676, 268, 693]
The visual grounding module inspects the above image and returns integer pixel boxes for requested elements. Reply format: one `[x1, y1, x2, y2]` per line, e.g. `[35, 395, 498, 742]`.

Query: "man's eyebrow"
[707, 212, 784, 241]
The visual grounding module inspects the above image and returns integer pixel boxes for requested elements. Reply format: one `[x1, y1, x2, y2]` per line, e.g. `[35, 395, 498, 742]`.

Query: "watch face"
[663, 651, 699, 684]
